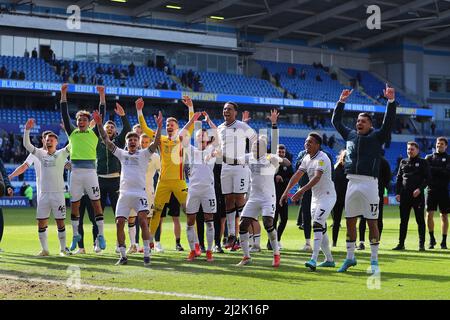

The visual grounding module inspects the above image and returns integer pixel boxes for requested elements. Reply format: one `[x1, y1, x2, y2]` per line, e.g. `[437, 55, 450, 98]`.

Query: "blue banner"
[0, 122, 62, 135]
[0, 196, 29, 207]
[0, 79, 434, 117]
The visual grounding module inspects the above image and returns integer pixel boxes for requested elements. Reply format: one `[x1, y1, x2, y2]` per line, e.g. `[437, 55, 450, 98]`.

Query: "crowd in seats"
[258, 60, 372, 104]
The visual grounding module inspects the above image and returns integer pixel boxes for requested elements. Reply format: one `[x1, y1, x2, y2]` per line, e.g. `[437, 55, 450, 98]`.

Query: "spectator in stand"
[73, 73, 79, 84]
[155, 82, 162, 89]
[147, 59, 154, 68]
[300, 68, 306, 80]
[0, 65, 8, 78]
[90, 74, 97, 85]
[274, 73, 281, 86]
[143, 81, 149, 89]
[96, 65, 104, 74]
[97, 76, 104, 85]
[315, 74, 322, 82]
[431, 121, 436, 135]
[24, 49, 30, 58]
[181, 72, 188, 87]
[31, 47, 38, 58]
[330, 72, 337, 80]
[18, 70, 25, 80]
[73, 62, 79, 73]
[128, 62, 135, 77]
[113, 68, 120, 79]
[80, 73, 86, 84]
[322, 133, 328, 147]
[106, 67, 112, 75]
[283, 89, 288, 98]
[261, 68, 270, 81]
[161, 81, 169, 90]
[10, 69, 17, 79]
[170, 82, 177, 90]
[120, 80, 126, 87]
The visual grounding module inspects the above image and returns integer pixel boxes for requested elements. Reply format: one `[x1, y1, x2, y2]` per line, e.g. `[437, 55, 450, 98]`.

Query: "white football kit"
[25, 153, 41, 198]
[29, 147, 70, 220]
[185, 144, 217, 214]
[217, 120, 256, 194]
[113, 146, 154, 219]
[241, 154, 281, 220]
[299, 151, 336, 227]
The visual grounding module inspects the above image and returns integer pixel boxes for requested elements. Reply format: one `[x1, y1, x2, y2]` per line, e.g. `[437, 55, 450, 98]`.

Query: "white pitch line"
[0, 274, 234, 300]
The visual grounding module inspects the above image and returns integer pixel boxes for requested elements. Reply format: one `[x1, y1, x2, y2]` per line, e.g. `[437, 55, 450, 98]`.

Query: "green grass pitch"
[0, 205, 449, 300]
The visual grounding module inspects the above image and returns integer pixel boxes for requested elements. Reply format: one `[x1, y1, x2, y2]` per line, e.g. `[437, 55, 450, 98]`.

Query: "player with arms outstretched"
[94, 106, 162, 266]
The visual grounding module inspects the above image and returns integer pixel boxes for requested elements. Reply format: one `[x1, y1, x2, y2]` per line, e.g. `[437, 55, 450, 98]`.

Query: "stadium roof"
[71, 0, 450, 50]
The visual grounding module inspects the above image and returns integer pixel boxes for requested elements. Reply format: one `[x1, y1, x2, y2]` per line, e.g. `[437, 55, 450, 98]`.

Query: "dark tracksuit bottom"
[398, 192, 426, 246]
[274, 200, 288, 241]
[99, 177, 120, 214]
[77, 194, 98, 249]
[297, 190, 312, 240]
[332, 199, 345, 245]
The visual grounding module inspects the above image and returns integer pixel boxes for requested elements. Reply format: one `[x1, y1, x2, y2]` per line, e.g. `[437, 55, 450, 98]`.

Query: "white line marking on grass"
[0, 274, 234, 300]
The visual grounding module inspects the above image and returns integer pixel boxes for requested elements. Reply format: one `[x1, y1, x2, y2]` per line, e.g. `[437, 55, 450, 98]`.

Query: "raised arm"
[60, 83, 76, 135]
[23, 119, 37, 154]
[202, 111, 219, 146]
[149, 111, 163, 154]
[332, 89, 353, 140]
[179, 112, 202, 146]
[136, 97, 155, 139]
[181, 95, 195, 135]
[115, 102, 131, 147]
[268, 109, 279, 154]
[376, 85, 397, 143]
[93, 110, 116, 152]
[93, 86, 107, 137]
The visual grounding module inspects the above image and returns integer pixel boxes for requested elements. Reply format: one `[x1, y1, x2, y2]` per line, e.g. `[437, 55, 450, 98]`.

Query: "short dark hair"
[308, 132, 322, 145]
[224, 101, 238, 111]
[105, 120, 116, 127]
[407, 141, 419, 149]
[358, 112, 373, 123]
[277, 144, 286, 150]
[125, 132, 140, 140]
[437, 136, 448, 146]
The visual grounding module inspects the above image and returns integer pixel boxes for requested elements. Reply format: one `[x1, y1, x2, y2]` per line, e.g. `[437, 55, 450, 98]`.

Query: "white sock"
[346, 241, 356, 260]
[268, 228, 279, 255]
[253, 233, 261, 248]
[206, 221, 214, 251]
[143, 240, 150, 258]
[95, 215, 104, 236]
[38, 227, 49, 252]
[57, 227, 66, 251]
[119, 245, 126, 258]
[129, 224, 136, 246]
[321, 232, 333, 262]
[186, 225, 196, 251]
[370, 242, 379, 262]
[71, 218, 79, 237]
[312, 230, 323, 261]
[226, 211, 236, 237]
[249, 233, 253, 247]
[240, 232, 250, 258]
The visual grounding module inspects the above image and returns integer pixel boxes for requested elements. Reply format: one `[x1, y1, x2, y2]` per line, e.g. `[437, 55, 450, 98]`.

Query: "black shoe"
[357, 243, 365, 250]
[441, 242, 448, 249]
[200, 245, 206, 253]
[298, 224, 304, 230]
[419, 244, 426, 252]
[392, 244, 405, 251]
[222, 237, 227, 246]
[429, 238, 436, 249]
[115, 257, 128, 265]
[213, 245, 224, 253]
[332, 242, 337, 247]
[176, 243, 184, 251]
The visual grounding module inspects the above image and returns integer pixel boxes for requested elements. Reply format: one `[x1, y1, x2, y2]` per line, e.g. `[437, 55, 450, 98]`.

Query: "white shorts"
[36, 192, 66, 220]
[186, 187, 217, 214]
[241, 195, 276, 220]
[221, 164, 250, 194]
[130, 190, 154, 218]
[311, 195, 336, 227]
[116, 192, 149, 219]
[70, 168, 100, 202]
[345, 175, 380, 220]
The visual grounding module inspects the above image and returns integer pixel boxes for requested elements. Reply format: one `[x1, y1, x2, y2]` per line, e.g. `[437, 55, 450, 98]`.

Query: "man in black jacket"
[0, 158, 13, 252]
[97, 102, 131, 216]
[358, 154, 392, 249]
[393, 142, 430, 251]
[332, 85, 396, 273]
[425, 137, 449, 249]
[271, 144, 293, 250]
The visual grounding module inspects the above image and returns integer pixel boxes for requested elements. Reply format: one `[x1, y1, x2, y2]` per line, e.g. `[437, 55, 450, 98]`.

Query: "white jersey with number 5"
[299, 150, 336, 201]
